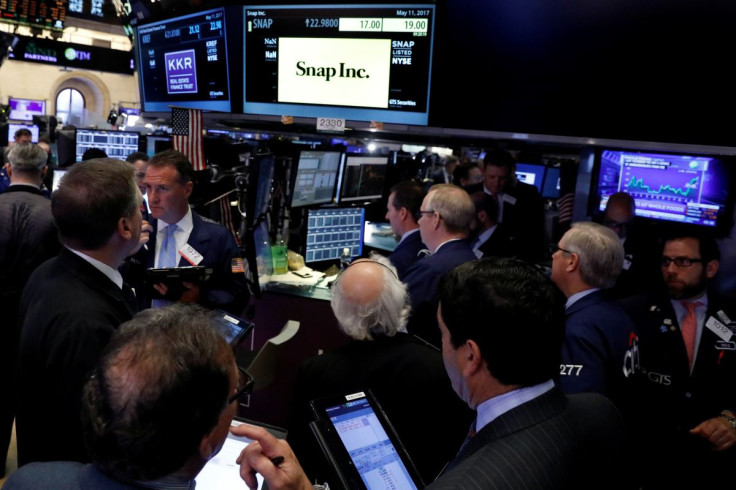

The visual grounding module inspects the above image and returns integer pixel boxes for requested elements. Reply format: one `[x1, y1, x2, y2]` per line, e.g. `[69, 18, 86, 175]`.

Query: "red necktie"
[681, 301, 702, 370]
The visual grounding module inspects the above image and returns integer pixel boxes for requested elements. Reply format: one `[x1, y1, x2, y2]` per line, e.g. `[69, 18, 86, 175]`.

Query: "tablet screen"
[325, 396, 418, 490]
[195, 421, 265, 489]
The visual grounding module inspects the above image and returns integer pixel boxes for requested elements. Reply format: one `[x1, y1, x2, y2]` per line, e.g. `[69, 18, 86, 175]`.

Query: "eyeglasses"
[549, 243, 575, 256]
[228, 367, 255, 404]
[603, 218, 632, 229]
[660, 257, 706, 268]
[417, 209, 437, 216]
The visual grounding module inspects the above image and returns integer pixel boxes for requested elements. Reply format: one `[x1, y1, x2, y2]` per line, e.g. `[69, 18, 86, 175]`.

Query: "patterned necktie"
[680, 301, 702, 370]
[158, 224, 179, 268]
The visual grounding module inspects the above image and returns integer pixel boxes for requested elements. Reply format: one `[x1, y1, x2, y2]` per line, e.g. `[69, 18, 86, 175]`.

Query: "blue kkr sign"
[8, 35, 134, 75]
[165, 49, 198, 94]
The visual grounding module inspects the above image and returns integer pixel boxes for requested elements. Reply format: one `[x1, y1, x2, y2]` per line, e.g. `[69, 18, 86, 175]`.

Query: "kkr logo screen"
[244, 4, 436, 125]
[137, 7, 231, 112]
[278, 38, 391, 108]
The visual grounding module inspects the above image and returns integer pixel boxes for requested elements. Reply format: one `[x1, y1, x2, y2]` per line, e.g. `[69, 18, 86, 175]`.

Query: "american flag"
[171, 107, 205, 170]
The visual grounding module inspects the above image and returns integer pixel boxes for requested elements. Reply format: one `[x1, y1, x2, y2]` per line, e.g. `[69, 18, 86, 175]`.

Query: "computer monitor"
[305, 207, 365, 263]
[75, 129, 140, 161]
[338, 155, 389, 202]
[542, 166, 561, 199]
[594, 148, 734, 229]
[2, 123, 40, 145]
[291, 151, 342, 208]
[8, 98, 46, 121]
[145, 135, 172, 157]
[515, 163, 546, 192]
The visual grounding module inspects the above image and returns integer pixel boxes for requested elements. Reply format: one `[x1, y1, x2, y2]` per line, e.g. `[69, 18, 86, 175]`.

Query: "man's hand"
[690, 416, 736, 451]
[180, 281, 200, 304]
[129, 219, 153, 255]
[232, 424, 312, 490]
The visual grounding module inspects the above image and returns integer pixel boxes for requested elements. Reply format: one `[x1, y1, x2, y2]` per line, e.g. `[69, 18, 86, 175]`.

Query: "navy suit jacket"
[429, 388, 631, 490]
[125, 211, 248, 314]
[388, 230, 426, 279]
[404, 240, 476, 346]
[466, 180, 545, 262]
[558, 290, 638, 407]
[475, 223, 514, 259]
[620, 293, 736, 488]
[5, 462, 174, 489]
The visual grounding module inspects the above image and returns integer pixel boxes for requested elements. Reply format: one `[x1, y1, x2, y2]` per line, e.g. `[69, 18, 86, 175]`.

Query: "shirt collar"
[158, 206, 193, 236]
[67, 247, 123, 289]
[473, 225, 497, 247]
[398, 227, 419, 246]
[566, 288, 600, 309]
[476, 379, 555, 432]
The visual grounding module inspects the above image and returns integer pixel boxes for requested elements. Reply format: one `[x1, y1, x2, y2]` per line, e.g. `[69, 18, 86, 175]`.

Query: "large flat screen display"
[595, 149, 733, 229]
[137, 7, 231, 112]
[339, 155, 388, 202]
[6, 123, 40, 143]
[8, 98, 46, 121]
[305, 207, 364, 263]
[243, 4, 435, 125]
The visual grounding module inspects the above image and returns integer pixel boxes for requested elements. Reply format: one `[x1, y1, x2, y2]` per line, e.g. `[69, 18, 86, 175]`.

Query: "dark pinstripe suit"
[428, 387, 632, 490]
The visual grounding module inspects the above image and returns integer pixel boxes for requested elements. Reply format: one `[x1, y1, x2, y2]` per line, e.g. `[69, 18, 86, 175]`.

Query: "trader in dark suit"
[468, 191, 513, 259]
[236, 259, 630, 490]
[0, 143, 60, 476]
[403, 184, 476, 346]
[550, 222, 638, 408]
[385, 180, 427, 278]
[621, 233, 736, 489]
[5, 304, 245, 489]
[602, 192, 662, 299]
[289, 255, 472, 483]
[126, 150, 247, 314]
[16, 158, 146, 465]
[465, 149, 546, 262]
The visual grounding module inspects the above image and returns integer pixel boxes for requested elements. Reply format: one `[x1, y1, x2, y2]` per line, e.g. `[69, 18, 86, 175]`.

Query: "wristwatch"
[719, 410, 736, 430]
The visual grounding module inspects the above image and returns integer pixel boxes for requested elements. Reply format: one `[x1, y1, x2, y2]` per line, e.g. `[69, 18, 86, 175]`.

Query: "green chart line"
[626, 175, 698, 198]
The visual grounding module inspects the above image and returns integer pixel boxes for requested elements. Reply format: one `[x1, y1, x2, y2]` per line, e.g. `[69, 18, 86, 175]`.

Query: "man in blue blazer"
[126, 150, 247, 314]
[550, 221, 638, 408]
[385, 180, 427, 279]
[235, 259, 631, 490]
[403, 184, 476, 346]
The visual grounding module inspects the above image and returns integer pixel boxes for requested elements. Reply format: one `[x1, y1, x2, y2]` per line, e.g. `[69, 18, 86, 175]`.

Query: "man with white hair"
[550, 221, 638, 406]
[289, 255, 472, 483]
[0, 143, 60, 475]
[404, 184, 477, 346]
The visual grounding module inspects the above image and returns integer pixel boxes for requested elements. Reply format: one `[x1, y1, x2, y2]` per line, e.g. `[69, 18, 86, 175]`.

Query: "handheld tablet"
[146, 266, 212, 300]
[212, 309, 254, 348]
[310, 391, 423, 490]
[195, 418, 286, 490]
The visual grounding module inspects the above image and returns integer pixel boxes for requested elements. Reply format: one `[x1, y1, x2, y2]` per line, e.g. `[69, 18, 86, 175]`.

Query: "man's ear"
[184, 180, 194, 199]
[117, 216, 134, 240]
[462, 339, 483, 377]
[565, 252, 579, 273]
[706, 259, 719, 279]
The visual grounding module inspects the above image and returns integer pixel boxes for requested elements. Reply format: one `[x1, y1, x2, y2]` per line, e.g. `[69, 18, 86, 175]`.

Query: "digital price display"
[243, 4, 436, 125]
[0, 0, 66, 30]
[137, 7, 231, 112]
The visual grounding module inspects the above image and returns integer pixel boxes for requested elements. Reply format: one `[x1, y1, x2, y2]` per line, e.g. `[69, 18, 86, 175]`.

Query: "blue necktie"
[152, 224, 178, 308]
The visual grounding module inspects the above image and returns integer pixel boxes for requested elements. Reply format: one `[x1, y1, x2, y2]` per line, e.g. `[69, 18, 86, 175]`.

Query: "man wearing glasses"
[549, 222, 638, 409]
[621, 233, 736, 489]
[5, 304, 254, 489]
[403, 184, 476, 347]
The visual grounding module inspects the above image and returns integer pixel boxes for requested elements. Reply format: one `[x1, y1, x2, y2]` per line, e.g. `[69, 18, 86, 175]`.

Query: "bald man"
[603, 192, 660, 298]
[288, 255, 472, 483]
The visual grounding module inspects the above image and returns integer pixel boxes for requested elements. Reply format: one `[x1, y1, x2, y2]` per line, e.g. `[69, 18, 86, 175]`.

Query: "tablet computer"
[309, 391, 423, 490]
[146, 266, 212, 300]
[195, 418, 287, 490]
[213, 309, 254, 348]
